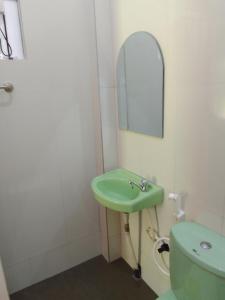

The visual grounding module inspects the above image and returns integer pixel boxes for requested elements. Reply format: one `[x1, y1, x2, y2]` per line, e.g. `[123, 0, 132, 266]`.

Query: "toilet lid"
[171, 222, 225, 278]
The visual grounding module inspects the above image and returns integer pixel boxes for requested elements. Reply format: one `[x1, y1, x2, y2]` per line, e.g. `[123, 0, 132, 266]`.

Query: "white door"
[0, 0, 100, 293]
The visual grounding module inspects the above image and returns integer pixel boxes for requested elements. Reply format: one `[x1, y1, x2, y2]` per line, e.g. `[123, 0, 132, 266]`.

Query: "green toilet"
[157, 222, 225, 300]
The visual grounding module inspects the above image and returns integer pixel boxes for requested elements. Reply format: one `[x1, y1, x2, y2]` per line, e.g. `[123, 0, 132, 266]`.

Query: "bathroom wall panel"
[172, 5, 225, 223]
[99, 87, 118, 171]
[0, 0, 101, 293]
[94, 0, 118, 171]
[111, 0, 225, 296]
[94, 0, 115, 88]
[94, 0, 120, 262]
[111, 0, 174, 295]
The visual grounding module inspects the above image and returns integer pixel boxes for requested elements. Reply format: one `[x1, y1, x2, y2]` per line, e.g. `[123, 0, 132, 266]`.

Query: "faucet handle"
[140, 178, 151, 185]
[140, 178, 146, 184]
[140, 178, 151, 191]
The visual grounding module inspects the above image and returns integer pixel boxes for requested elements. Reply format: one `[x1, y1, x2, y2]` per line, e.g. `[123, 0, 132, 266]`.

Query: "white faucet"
[129, 178, 152, 192]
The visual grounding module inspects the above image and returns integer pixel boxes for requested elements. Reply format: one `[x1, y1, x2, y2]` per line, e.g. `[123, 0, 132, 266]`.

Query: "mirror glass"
[117, 32, 164, 137]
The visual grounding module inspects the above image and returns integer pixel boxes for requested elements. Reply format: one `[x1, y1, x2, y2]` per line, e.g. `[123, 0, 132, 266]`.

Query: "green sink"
[91, 169, 164, 213]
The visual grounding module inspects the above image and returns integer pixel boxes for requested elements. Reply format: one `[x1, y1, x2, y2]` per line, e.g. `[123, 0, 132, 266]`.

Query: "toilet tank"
[170, 222, 225, 300]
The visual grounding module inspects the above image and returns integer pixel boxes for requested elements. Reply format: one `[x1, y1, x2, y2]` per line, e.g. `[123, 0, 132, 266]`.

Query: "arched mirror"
[117, 32, 164, 137]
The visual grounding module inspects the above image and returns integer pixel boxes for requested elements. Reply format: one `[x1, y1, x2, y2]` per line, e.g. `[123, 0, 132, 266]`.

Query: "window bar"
[2, 13, 12, 59]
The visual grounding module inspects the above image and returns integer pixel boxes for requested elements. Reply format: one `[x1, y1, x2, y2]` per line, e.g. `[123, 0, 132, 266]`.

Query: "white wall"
[94, 0, 118, 172]
[110, 0, 225, 296]
[0, 0, 101, 293]
[0, 259, 9, 300]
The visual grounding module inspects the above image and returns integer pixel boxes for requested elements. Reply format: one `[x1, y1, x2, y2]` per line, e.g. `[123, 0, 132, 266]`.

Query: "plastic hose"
[152, 237, 170, 277]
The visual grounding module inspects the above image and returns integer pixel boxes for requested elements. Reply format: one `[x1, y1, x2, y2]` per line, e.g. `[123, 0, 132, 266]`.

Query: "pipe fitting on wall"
[168, 193, 185, 222]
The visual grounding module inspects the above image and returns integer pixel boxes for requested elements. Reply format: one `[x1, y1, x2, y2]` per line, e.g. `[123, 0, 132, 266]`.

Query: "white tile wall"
[0, 0, 101, 293]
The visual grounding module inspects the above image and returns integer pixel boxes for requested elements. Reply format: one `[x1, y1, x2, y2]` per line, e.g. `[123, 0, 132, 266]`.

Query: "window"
[0, 0, 24, 60]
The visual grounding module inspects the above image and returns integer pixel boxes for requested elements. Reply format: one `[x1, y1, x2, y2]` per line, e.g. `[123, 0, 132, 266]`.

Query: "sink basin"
[91, 169, 164, 213]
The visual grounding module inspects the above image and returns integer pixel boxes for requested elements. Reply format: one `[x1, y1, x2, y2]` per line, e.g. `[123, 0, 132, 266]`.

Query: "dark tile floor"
[11, 256, 157, 300]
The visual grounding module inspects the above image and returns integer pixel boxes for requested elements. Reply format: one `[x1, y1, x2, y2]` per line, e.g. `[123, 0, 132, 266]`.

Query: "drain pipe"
[124, 212, 142, 280]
